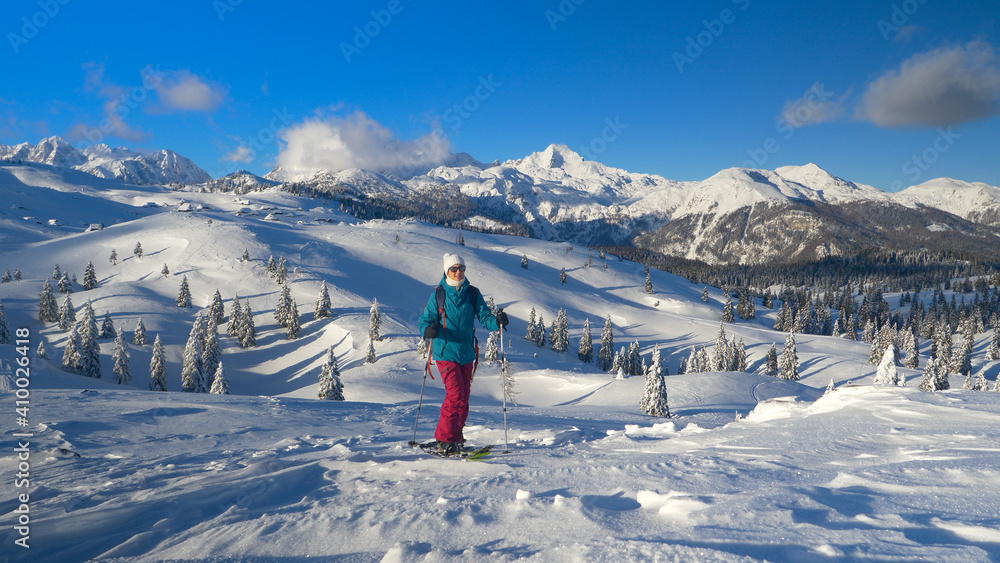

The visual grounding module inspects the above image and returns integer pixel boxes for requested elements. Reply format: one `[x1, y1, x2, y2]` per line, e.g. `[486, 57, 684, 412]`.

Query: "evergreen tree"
[765, 343, 779, 376]
[176, 275, 193, 308]
[697, 345, 711, 372]
[35, 340, 48, 359]
[202, 318, 221, 380]
[986, 328, 1000, 361]
[61, 325, 81, 373]
[644, 272, 653, 294]
[874, 344, 903, 386]
[779, 332, 799, 381]
[521, 255, 528, 269]
[365, 331, 377, 363]
[0, 302, 10, 345]
[560, 268, 568, 285]
[1, 269, 10, 283]
[611, 347, 626, 378]
[132, 317, 147, 345]
[100, 311, 115, 339]
[722, 293, 735, 323]
[933, 356, 951, 391]
[109, 248, 118, 265]
[52, 264, 62, 280]
[209, 289, 225, 326]
[318, 346, 345, 400]
[112, 329, 131, 384]
[525, 308, 538, 342]
[456, 232, 465, 246]
[954, 345, 973, 377]
[536, 313, 547, 347]
[578, 317, 593, 363]
[209, 362, 230, 395]
[686, 346, 700, 373]
[551, 309, 569, 352]
[315, 280, 332, 319]
[267, 255, 277, 274]
[973, 367, 989, 392]
[180, 315, 207, 393]
[627, 340, 642, 376]
[58, 295, 76, 331]
[149, 334, 168, 392]
[274, 284, 293, 327]
[735, 338, 748, 372]
[596, 314, 614, 372]
[38, 280, 59, 323]
[903, 327, 920, 368]
[713, 323, 729, 371]
[275, 257, 288, 284]
[58, 273, 73, 293]
[83, 261, 98, 290]
[287, 301, 301, 339]
[484, 330, 500, 362]
[240, 300, 256, 348]
[369, 298, 382, 341]
[133, 241, 143, 258]
[241, 248, 250, 261]
[701, 287, 709, 303]
[640, 346, 670, 417]
[227, 296, 244, 338]
[12, 268, 19, 282]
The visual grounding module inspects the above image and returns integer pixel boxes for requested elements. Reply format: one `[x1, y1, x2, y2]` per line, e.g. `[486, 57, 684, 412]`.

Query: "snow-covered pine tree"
[369, 298, 382, 341]
[677, 354, 687, 375]
[58, 295, 76, 331]
[97, 311, 115, 339]
[869, 327, 885, 366]
[578, 317, 593, 363]
[83, 261, 98, 290]
[132, 317, 147, 345]
[779, 332, 799, 380]
[521, 255, 528, 269]
[287, 301, 301, 339]
[276, 257, 288, 284]
[35, 340, 47, 359]
[1, 269, 9, 283]
[52, 264, 62, 280]
[133, 241, 143, 258]
[58, 273, 73, 294]
[227, 296, 244, 338]
[628, 340, 642, 376]
[180, 315, 207, 393]
[560, 268, 567, 285]
[456, 231, 465, 246]
[933, 356, 951, 391]
[713, 323, 728, 371]
[596, 314, 614, 372]
[551, 309, 569, 352]
[644, 271, 653, 294]
[318, 346, 345, 400]
[109, 248, 118, 265]
[202, 317, 221, 380]
[112, 329, 131, 384]
[861, 318, 876, 343]
[267, 255, 276, 274]
[918, 357, 937, 392]
[697, 345, 711, 372]
[149, 334, 168, 392]
[241, 248, 250, 261]
[973, 367, 989, 392]
[12, 269, 19, 282]
[61, 325, 81, 373]
[954, 345, 973, 377]
[274, 284, 292, 327]
[240, 299, 256, 348]
[765, 343, 779, 376]
[701, 287, 709, 303]
[773, 301, 790, 331]
[484, 330, 500, 362]
[176, 275, 193, 308]
[640, 345, 670, 418]
[722, 293, 735, 323]
[536, 313, 546, 347]
[38, 279, 59, 323]
[611, 347, 626, 378]
[365, 331, 377, 363]
[0, 302, 10, 345]
[735, 337, 748, 372]
[685, 346, 699, 373]
[987, 327, 1000, 361]
[525, 308, 537, 342]
[873, 344, 903, 386]
[315, 280, 332, 319]
[903, 327, 920, 368]
[209, 362, 230, 395]
[209, 289, 225, 326]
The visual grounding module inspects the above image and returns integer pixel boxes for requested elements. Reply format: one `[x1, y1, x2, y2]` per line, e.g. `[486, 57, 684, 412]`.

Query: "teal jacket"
[418, 275, 500, 365]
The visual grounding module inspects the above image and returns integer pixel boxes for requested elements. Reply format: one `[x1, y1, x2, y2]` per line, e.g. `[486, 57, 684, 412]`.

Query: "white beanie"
[442, 253, 465, 273]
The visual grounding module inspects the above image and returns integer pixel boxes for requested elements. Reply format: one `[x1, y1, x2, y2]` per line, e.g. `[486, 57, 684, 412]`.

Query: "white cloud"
[855, 41, 1000, 128]
[779, 82, 848, 128]
[275, 110, 451, 178]
[146, 68, 226, 112]
[71, 61, 148, 142]
[222, 145, 254, 164]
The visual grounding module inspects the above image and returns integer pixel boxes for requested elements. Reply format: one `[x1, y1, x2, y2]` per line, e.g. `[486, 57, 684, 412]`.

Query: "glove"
[423, 325, 438, 339]
[496, 309, 509, 331]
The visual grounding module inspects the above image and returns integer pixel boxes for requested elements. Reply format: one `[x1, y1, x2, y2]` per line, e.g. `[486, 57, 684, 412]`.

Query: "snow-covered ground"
[2, 163, 1000, 561]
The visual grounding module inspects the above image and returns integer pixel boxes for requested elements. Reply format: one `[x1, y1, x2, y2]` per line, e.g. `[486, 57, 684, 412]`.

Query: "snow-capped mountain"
[895, 177, 1000, 228]
[0, 136, 211, 186]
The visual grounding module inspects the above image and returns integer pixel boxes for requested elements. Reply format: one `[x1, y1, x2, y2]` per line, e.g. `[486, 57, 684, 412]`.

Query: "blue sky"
[3, 0, 999, 190]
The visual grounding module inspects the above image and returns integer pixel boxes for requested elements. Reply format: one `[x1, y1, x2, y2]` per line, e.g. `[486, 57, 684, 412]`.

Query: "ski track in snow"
[2, 165, 1000, 561]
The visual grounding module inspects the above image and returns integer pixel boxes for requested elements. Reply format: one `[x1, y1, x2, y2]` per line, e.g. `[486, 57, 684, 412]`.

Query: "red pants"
[434, 360, 474, 443]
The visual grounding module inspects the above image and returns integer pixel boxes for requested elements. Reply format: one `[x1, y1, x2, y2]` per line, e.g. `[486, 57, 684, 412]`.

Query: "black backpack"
[433, 284, 481, 373]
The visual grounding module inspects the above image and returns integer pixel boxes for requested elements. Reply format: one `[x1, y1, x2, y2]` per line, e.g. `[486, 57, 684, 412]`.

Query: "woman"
[418, 253, 508, 454]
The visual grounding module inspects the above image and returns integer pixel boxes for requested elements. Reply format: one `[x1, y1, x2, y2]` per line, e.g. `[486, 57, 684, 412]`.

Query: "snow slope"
[1, 162, 1000, 561]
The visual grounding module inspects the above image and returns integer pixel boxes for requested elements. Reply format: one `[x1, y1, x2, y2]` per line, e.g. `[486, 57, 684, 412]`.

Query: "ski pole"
[500, 331, 510, 453]
[409, 340, 433, 447]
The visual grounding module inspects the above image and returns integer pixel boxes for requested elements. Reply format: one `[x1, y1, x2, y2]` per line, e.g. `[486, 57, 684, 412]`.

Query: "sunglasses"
[448, 265, 466, 273]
